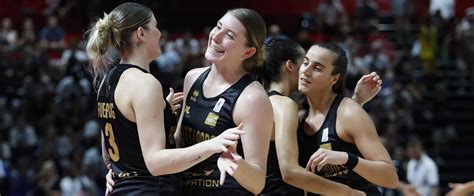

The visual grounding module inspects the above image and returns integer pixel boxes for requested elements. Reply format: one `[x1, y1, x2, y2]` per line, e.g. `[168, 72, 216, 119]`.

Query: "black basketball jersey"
[297, 95, 381, 195]
[97, 64, 176, 183]
[261, 90, 303, 196]
[180, 67, 253, 194]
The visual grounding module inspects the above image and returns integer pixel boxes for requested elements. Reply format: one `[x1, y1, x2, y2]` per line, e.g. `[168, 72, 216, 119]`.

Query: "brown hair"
[226, 8, 267, 73]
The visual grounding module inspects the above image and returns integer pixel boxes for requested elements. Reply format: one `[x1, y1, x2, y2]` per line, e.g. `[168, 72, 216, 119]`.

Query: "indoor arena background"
[1, 0, 473, 195]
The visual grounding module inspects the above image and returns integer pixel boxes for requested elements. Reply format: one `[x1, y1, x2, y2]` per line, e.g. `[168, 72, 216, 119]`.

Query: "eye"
[313, 65, 321, 71]
[216, 25, 222, 30]
[226, 33, 234, 40]
[302, 60, 308, 66]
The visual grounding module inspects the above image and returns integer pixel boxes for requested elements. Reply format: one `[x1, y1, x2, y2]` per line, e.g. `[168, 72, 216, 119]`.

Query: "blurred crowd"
[0, 0, 473, 195]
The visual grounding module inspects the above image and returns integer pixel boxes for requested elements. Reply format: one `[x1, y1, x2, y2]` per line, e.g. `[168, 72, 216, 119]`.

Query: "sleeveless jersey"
[261, 90, 303, 196]
[97, 64, 179, 194]
[297, 95, 381, 195]
[180, 67, 253, 194]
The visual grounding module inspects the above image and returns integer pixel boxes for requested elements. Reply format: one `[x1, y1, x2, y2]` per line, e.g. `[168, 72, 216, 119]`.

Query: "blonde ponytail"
[86, 13, 120, 85]
[85, 2, 153, 85]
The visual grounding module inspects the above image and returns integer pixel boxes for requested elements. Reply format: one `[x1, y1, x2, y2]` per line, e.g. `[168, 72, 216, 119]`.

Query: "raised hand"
[305, 148, 349, 173]
[353, 72, 382, 106]
[166, 87, 184, 114]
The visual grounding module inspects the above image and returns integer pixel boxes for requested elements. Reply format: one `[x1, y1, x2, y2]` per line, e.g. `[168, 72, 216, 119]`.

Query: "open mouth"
[211, 44, 224, 53]
[300, 77, 311, 85]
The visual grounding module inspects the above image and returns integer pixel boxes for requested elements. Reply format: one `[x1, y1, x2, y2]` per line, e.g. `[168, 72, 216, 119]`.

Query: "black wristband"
[345, 152, 359, 170]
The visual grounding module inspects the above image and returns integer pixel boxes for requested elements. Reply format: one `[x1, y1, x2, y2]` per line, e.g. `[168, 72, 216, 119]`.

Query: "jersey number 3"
[105, 123, 120, 161]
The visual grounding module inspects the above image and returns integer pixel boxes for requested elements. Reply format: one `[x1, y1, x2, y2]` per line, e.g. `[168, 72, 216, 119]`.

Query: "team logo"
[322, 127, 329, 142]
[190, 90, 199, 102]
[184, 105, 191, 115]
[320, 143, 332, 150]
[213, 98, 225, 113]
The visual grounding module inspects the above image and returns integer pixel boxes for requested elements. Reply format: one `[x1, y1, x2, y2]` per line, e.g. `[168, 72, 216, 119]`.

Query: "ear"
[242, 47, 256, 59]
[136, 27, 146, 42]
[284, 60, 296, 73]
[331, 73, 340, 86]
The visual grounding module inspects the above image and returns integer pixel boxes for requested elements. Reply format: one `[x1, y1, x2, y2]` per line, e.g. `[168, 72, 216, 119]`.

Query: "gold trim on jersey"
[111, 171, 139, 180]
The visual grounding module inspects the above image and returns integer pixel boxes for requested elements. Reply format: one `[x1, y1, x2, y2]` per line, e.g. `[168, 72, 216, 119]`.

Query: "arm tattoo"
[191, 156, 202, 163]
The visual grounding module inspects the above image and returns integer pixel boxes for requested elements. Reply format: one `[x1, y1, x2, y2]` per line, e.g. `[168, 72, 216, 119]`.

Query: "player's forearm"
[145, 141, 215, 176]
[353, 158, 398, 189]
[281, 165, 354, 195]
[232, 160, 266, 194]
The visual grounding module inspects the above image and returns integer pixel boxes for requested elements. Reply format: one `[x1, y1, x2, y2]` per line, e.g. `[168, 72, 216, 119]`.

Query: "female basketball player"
[259, 38, 382, 195]
[87, 3, 244, 195]
[297, 43, 398, 195]
[174, 8, 273, 195]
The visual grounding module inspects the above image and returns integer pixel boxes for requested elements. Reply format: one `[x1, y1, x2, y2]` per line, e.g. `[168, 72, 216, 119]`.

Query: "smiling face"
[298, 45, 340, 96]
[204, 13, 252, 67]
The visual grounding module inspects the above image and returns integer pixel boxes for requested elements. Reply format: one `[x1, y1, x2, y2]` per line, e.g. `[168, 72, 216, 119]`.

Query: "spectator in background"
[429, 0, 454, 21]
[39, 15, 65, 49]
[59, 159, 98, 196]
[314, 0, 345, 36]
[455, 7, 474, 85]
[19, 18, 36, 46]
[392, 0, 414, 50]
[354, 40, 391, 76]
[31, 160, 61, 196]
[60, 40, 88, 75]
[0, 17, 18, 51]
[7, 156, 34, 196]
[295, 30, 313, 51]
[355, 0, 379, 41]
[418, 16, 437, 77]
[8, 116, 38, 157]
[264, 24, 287, 43]
[398, 136, 439, 196]
[0, 153, 7, 195]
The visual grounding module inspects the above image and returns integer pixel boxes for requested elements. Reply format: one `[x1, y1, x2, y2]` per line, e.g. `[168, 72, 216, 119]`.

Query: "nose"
[211, 29, 224, 44]
[300, 64, 311, 76]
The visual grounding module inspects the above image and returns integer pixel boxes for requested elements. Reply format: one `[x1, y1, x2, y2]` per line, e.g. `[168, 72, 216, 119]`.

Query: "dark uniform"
[97, 64, 180, 196]
[180, 67, 253, 196]
[261, 90, 303, 196]
[297, 95, 381, 196]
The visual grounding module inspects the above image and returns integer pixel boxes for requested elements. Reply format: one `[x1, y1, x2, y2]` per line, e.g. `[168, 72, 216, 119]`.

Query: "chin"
[204, 50, 220, 64]
[298, 86, 310, 95]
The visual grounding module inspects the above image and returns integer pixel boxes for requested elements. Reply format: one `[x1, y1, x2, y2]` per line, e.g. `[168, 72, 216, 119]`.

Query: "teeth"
[211, 45, 224, 53]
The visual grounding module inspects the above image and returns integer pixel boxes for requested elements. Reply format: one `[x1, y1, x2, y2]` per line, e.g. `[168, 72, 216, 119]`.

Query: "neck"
[120, 51, 150, 72]
[268, 78, 292, 97]
[208, 63, 246, 84]
[307, 90, 336, 114]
